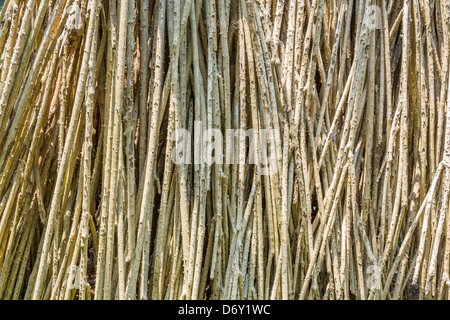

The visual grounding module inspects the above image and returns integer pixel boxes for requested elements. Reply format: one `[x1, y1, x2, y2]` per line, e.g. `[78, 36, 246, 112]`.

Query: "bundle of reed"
[0, 0, 449, 300]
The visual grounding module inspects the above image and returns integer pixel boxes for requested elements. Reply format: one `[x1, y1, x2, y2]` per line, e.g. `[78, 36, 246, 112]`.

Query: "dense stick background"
[0, 0, 449, 300]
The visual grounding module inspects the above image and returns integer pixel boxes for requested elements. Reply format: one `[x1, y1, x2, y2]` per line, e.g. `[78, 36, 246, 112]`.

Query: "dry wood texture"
[0, 0, 450, 300]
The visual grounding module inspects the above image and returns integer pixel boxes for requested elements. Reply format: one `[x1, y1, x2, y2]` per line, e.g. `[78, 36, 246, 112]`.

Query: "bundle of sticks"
[0, 0, 449, 300]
